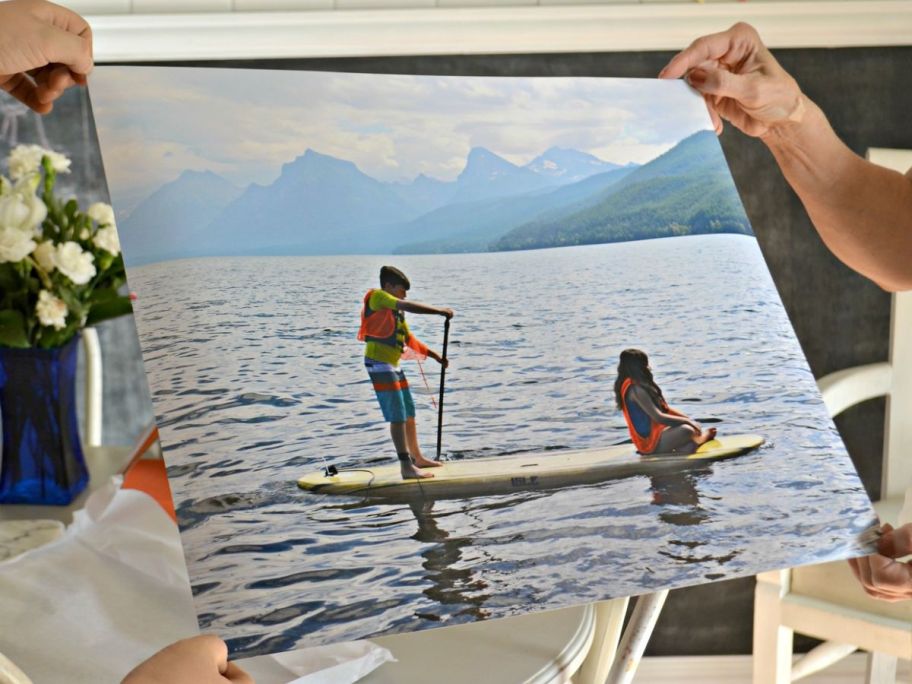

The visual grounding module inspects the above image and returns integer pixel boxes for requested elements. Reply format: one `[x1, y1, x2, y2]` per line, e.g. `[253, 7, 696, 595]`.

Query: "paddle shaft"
[436, 316, 450, 459]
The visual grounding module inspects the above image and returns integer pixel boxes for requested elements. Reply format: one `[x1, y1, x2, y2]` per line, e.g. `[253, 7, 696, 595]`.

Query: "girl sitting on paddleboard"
[615, 348, 717, 455]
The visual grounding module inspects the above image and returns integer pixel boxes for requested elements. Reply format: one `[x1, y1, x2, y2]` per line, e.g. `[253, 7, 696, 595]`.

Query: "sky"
[90, 67, 713, 214]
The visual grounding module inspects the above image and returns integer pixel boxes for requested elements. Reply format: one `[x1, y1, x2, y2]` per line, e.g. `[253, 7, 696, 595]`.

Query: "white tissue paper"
[236, 640, 396, 684]
[0, 478, 392, 683]
[0, 477, 198, 683]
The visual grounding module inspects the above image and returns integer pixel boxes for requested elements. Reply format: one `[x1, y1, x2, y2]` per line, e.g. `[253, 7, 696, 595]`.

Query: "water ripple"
[129, 236, 877, 656]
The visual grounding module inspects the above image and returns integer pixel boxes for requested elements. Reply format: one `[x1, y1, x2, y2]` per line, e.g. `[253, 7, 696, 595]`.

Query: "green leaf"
[56, 284, 81, 311]
[89, 286, 120, 304]
[85, 295, 132, 326]
[0, 310, 29, 348]
[75, 214, 91, 241]
[36, 325, 78, 350]
[97, 251, 114, 273]
[0, 263, 23, 293]
[40, 216, 59, 243]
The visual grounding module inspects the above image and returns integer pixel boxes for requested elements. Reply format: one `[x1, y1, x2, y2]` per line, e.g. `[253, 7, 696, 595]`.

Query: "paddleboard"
[297, 434, 764, 501]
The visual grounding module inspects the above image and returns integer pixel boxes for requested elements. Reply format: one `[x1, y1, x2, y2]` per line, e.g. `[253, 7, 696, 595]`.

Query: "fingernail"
[687, 68, 707, 87]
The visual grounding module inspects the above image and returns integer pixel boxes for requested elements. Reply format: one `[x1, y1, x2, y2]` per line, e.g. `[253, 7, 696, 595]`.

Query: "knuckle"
[732, 21, 757, 37]
[689, 35, 710, 52]
[894, 524, 912, 549]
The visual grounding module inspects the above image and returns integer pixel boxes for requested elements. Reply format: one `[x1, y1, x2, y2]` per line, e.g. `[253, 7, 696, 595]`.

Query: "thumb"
[686, 66, 751, 101]
[877, 522, 912, 558]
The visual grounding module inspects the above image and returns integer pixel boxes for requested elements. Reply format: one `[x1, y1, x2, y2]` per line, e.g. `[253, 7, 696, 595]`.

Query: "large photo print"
[90, 67, 877, 658]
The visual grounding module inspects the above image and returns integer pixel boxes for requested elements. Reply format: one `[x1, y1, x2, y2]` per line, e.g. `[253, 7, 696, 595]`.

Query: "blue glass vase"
[0, 333, 89, 504]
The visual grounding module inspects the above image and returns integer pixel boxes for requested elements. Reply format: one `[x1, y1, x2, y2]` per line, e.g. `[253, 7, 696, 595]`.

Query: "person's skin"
[848, 524, 912, 602]
[382, 282, 453, 478]
[659, 22, 912, 292]
[0, 0, 94, 114]
[661, 22, 912, 600]
[627, 384, 716, 454]
[390, 283, 454, 324]
[121, 635, 253, 684]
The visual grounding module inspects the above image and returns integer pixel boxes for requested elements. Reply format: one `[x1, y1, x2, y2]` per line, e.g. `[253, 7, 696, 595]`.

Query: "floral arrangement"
[0, 145, 131, 349]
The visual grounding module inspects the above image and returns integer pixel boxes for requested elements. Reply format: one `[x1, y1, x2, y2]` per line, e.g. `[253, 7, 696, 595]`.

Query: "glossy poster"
[90, 67, 877, 658]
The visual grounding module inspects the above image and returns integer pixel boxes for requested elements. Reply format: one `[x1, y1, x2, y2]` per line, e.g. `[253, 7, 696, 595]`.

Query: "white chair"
[752, 148, 912, 684]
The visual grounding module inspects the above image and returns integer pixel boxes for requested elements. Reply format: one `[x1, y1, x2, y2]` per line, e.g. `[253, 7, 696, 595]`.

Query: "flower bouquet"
[0, 145, 132, 504]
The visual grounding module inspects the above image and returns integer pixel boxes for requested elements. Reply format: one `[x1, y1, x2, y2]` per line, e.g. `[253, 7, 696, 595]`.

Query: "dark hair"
[380, 265, 410, 290]
[613, 348, 665, 410]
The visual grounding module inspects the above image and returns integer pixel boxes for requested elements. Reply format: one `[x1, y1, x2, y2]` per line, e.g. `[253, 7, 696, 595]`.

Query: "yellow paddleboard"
[297, 434, 764, 501]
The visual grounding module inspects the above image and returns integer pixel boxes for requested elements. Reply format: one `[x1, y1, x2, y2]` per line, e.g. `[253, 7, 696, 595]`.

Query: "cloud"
[91, 67, 714, 201]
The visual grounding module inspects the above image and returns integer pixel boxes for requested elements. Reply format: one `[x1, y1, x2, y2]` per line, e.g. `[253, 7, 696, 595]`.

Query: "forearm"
[762, 99, 912, 291]
[398, 300, 445, 316]
[655, 410, 693, 428]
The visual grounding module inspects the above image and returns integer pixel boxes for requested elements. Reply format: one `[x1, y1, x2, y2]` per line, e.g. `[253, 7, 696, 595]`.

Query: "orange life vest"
[358, 289, 397, 345]
[620, 378, 666, 455]
[357, 289, 429, 360]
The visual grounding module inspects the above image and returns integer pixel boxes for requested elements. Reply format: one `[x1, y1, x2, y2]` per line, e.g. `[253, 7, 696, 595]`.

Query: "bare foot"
[412, 455, 443, 468]
[694, 427, 718, 447]
[401, 461, 434, 480]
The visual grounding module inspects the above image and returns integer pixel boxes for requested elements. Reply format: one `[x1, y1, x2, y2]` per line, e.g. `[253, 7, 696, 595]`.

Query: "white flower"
[92, 225, 120, 256]
[35, 290, 68, 330]
[8, 146, 43, 181]
[33, 240, 56, 272]
[79, 228, 89, 240]
[0, 227, 36, 263]
[54, 241, 96, 285]
[0, 183, 46, 233]
[87, 202, 115, 227]
[44, 150, 71, 175]
[8, 145, 70, 181]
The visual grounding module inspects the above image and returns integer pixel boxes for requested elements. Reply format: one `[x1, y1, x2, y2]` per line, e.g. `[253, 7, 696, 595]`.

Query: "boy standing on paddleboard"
[359, 266, 454, 480]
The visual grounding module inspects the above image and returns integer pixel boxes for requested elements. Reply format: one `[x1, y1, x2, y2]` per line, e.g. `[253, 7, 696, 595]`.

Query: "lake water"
[128, 235, 877, 658]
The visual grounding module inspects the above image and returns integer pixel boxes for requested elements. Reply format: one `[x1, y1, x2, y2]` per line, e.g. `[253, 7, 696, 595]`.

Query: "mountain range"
[494, 130, 751, 251]
[119, 132, 749, 265]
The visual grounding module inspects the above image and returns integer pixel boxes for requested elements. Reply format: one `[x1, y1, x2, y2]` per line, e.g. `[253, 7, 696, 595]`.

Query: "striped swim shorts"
[365, 358, 415, 423]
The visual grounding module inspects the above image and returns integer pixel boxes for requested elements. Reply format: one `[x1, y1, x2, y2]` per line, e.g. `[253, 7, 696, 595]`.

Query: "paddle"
[436, 316, 450, 460]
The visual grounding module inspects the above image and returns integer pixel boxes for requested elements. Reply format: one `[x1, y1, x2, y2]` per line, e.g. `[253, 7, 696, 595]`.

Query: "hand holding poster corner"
[88, 67, 879, 659]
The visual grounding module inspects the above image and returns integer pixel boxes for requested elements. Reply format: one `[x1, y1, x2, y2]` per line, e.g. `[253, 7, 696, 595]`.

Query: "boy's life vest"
[358, 289, 428, 362]
[620, 377, 669, 455]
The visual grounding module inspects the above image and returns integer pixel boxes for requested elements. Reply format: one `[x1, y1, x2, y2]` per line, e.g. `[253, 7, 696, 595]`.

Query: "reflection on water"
[127, 235, 878, 657]
[410, 501, 492, 622]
